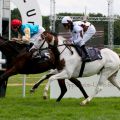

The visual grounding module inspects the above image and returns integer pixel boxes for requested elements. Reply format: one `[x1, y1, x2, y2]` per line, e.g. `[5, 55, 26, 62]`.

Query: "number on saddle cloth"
[75, 46, 102, 62]
[32, 49, 50, 62]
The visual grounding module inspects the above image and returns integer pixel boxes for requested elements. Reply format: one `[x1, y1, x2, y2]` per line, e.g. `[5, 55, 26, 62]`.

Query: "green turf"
[8, 72, 48, 84]
[0, 85, 119, 120]
[0, 74, 120, 120]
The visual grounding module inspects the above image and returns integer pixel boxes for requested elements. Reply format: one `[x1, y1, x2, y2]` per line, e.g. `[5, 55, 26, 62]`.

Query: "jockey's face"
[63, 23, 71, 30]
[12, 26, 19, 32]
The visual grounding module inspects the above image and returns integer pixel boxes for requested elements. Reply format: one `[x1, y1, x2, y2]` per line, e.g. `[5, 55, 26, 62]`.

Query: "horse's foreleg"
[56, 79, 67, 102]
[43, 70, 69, 99]
[0, 66, 17, 85]
[43, 79, 67, 101]
[30, 74, 54, 93]
[69, 78, 89, 99]
[30, 69, 58, 93]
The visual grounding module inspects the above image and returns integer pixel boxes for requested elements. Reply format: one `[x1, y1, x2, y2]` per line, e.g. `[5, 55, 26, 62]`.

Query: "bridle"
[41, 33, 73, 55]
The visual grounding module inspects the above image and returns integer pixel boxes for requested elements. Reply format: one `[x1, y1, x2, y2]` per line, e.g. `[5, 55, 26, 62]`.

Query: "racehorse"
[38, 31, 120, 105]
[0, 36, 88, 101]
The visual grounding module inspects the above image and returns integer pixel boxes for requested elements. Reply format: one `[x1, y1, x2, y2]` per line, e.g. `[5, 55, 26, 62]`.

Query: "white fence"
[50, 71, 120, 98]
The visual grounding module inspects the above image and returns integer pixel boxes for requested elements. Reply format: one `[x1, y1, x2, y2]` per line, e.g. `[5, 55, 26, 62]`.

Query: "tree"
[11, 8, 21, 20]
[114, 20, 120, 45]
[11, 9, 120, 46]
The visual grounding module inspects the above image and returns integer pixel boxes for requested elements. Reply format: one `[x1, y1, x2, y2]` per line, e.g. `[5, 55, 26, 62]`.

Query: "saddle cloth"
[32, 49, 50, 63]
[75, 46, 102, 62]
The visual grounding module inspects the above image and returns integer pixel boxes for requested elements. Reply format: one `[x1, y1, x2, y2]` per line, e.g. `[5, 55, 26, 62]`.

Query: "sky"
[36, 0, 120, 16]
[11, 0, 120, 16]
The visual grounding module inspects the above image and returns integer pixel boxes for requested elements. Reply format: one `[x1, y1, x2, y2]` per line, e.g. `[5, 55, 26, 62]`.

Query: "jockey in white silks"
[61, 16, 96, 62]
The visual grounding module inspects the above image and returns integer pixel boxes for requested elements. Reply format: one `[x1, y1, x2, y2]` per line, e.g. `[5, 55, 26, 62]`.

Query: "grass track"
[0, 85, 119, 120]
[0, 74, 119, 120]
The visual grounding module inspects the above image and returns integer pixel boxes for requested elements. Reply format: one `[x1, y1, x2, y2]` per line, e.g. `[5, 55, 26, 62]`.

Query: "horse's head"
[41, 31, 58, 46]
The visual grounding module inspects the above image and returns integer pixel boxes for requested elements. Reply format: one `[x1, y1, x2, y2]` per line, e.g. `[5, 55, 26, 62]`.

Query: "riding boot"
[80, 45, 91, 62]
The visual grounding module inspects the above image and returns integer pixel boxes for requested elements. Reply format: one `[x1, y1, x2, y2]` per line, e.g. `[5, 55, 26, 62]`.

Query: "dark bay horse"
[0, 36, 88, 101]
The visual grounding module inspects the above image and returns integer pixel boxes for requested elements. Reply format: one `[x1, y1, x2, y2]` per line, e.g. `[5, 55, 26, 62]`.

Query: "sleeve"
[39, 26, 45, 34]
[74, 25, 83, 33]
[22, 28, 31, 43]
[72, 25, 83, 43]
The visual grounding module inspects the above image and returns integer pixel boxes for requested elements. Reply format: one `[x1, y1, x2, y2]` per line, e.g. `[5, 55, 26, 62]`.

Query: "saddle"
[75, 46, 102, 62]
[32, 49, 50, 63]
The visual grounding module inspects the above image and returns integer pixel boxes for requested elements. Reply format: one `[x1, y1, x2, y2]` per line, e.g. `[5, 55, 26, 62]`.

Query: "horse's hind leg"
[108, 71, 120, 91]
[81, 68, 117, 105]
[69, 78, 89, 99]
[43, 79, 67, 100]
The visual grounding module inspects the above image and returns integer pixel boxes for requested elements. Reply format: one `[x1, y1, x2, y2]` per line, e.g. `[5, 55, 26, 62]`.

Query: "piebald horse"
[40, 31, 120, 105]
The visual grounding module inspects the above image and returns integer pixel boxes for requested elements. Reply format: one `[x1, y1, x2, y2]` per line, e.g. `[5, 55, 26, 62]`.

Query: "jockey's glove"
[22, 36, 30, 44]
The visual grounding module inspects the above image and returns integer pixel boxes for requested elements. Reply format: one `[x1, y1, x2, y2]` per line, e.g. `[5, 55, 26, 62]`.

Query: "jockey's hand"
[11, 38, 20, 41]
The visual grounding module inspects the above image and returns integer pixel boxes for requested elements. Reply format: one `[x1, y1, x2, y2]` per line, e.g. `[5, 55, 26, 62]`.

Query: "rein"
[51, 35, 73, 55]
[39, 39, 46, 50]
[41, 33, 73, 55]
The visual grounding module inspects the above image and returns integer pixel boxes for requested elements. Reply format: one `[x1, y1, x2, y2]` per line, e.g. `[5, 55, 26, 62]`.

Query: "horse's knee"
[49, 76, 56, 82]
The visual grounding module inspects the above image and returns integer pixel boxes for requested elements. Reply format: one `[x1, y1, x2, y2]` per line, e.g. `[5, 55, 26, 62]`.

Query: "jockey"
[61, 16, 96, 62]
[11, 19, 45, 50]
[11, 19, 50, 58]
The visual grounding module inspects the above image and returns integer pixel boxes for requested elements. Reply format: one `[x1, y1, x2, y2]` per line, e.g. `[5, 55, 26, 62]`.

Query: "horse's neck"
[56, 36, 78, 58]
[0, 38, 21, 59]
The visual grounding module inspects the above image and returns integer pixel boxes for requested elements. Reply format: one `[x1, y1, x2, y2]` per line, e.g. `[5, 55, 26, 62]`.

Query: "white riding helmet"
[61, 16, 72, 24]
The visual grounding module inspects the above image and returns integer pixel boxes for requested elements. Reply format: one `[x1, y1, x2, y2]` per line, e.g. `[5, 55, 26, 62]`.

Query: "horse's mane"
[49, 31, 58, 37]
[58, 35, 67, 42]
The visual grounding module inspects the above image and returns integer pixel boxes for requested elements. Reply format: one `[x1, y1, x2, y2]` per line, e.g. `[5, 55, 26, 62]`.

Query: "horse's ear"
[42, 31, 47, 35]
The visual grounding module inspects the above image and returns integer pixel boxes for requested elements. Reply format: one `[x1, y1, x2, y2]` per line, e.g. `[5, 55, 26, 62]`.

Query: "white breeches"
[30, 31, 42, 44]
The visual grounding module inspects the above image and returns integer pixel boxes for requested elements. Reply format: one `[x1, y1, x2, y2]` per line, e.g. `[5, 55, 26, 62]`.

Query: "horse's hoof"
[30, 89, 35, 93]
[80, 102, 87, 106]
[80, 98, 90, 106]
[43, 96, 48, 100]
